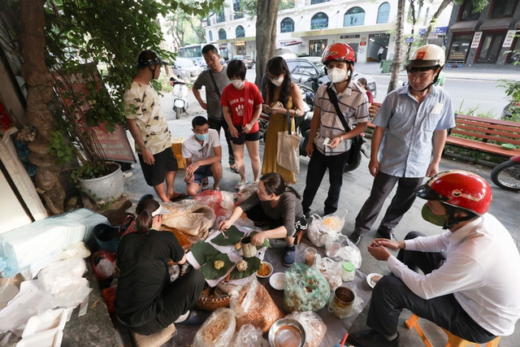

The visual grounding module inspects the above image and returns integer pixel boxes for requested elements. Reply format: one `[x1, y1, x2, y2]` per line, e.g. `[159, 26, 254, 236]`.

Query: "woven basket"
[194, 286, 230, 312]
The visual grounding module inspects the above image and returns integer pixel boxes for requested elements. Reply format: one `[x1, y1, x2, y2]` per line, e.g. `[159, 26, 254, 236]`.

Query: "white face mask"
[270, 76, 284, 87]
[231, 79, 244, 89]
[328, 67, 348, 83]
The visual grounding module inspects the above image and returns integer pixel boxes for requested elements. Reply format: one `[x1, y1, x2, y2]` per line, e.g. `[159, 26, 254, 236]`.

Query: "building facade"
[204, 0, 452, 63]
[446, 0, 520, 68]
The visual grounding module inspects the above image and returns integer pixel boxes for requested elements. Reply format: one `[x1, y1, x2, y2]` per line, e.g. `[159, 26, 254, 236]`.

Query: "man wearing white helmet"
[349, 44, 455, 245]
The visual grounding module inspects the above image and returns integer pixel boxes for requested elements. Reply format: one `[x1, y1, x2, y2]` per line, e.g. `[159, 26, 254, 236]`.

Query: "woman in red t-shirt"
[221, 60, 264, 190]
[357, 78, 373, 107]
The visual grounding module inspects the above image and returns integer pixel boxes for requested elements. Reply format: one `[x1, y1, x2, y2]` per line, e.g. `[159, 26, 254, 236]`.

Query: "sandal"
[169, 193, 188, 202]
[229, 165, 239, 174]
[235, 180, 249, 190]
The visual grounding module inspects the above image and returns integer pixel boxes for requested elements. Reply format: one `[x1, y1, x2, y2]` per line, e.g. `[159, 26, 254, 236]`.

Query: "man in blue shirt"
[349, 44, 455, 245]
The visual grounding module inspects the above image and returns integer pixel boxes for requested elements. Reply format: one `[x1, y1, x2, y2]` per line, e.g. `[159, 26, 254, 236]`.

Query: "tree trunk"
[20, 0, 66, 215]
[424, 0, 452, 44]
[254, 0, 281, 88]
[388, 0, 406, 93]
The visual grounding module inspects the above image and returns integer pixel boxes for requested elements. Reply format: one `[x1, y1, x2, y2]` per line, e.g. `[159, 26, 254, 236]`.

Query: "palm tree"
[388, 0, 406, 93]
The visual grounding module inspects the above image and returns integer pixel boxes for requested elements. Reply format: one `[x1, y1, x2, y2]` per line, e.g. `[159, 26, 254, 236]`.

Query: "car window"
[287, 61, 300, 74]
[299, 62, 317, 76]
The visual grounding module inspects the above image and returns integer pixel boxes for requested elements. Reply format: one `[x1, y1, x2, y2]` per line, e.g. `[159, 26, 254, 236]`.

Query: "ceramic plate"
[256, 261, 273, 279]
[367, 273, 383, 289]
[269, 272, 285, 290]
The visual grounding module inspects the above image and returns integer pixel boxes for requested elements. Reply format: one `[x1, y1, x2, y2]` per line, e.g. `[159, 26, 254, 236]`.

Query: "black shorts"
[138, 147, 178, 187]
[230, 126, 260, 145]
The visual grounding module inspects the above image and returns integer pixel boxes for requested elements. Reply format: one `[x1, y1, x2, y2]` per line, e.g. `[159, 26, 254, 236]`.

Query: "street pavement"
[122, 86, 520, 347]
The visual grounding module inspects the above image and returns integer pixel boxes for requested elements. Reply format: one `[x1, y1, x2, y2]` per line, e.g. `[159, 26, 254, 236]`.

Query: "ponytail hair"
[135, 197, 160, 235]
[260, 172, 301, 200]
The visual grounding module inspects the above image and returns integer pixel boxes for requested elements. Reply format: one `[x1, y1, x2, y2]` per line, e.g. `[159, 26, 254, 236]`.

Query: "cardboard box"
[171, 138, 185, 169]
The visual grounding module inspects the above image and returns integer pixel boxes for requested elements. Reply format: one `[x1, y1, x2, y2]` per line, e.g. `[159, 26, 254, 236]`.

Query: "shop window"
[491, 0, 519, 18]
[377, 3, 390, 24]
[233, 0, 243, 19]
[311, 12, 328, 30]
[281, 17, 295, 33]
[460, 0, 479, 21]
[344, 7, 365, 27]
[311, 0, 329, 4]
[236, 25, 245, 38]
[209, 31, 213, 42]
[309, 39, 328, 56]
[219, 29, 227, 40]
[477, 33, 506, 63]
[447, 34, 473, 63]
[506, 36, 520, 64]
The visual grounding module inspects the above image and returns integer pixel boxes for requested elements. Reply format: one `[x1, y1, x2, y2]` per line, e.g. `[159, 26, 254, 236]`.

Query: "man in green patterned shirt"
[125, 50, 187, 202]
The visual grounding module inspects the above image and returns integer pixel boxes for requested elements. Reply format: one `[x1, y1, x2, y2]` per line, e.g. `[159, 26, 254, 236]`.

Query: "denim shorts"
[193, 165, 213, 184]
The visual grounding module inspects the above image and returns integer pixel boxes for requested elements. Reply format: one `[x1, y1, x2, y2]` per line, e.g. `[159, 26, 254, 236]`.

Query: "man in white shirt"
[182, 116, 222, 195]
[347, 170, 520, 347]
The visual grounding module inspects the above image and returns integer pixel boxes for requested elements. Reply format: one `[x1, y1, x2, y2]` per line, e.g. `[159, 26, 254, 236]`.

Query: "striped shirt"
[313, 82, 369, 156]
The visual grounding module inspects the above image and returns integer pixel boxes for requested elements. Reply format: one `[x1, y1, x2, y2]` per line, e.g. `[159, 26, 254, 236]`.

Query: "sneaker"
[235, 180, 248, 190]
[122, 171, 133, 179]
[283, 245, 296, 267]
[201, 180, 209, 190]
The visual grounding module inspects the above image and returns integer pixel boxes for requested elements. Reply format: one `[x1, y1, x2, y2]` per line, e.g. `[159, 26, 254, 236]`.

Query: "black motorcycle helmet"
[137, 50, 167, 79]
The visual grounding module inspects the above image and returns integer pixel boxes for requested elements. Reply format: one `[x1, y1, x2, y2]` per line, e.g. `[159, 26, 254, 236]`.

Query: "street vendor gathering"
[115, 44, 520, 347]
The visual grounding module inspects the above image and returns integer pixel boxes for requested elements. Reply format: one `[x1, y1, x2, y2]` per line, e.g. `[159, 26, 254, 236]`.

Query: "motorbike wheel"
[344, 151, 362, 172]
[490, 160, 520, 191]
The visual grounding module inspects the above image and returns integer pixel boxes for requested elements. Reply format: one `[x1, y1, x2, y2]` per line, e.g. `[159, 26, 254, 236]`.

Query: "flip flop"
[229, 165, 239, 174]
[175, 310, 210, 325]
[169, 193, 188, 202]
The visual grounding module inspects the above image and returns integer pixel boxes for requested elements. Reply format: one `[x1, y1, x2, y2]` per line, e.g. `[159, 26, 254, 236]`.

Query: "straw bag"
[277, 112, 301, 173]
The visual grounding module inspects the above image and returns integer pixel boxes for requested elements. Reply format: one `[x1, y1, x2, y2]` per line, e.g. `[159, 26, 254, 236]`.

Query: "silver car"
[172, 58, 203, 82]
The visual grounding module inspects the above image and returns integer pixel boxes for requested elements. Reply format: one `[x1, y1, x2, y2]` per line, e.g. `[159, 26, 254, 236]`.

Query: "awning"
[480, 18, 512, 31]
[515, 19, 520, 29]
[449, 20, 478, 33]
[282, 40, 303, 46]
[217, 36, 256, 44]
[291, 23, 395, 38]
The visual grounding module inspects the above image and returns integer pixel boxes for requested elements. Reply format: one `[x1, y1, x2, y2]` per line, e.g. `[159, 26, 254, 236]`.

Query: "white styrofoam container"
[22, 308, 67, 338]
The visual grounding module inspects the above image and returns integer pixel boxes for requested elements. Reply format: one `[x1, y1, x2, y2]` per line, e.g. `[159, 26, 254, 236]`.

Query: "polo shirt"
[115, 229, 184, 327]
[388, 214, 520, 336]
[373, 85, 455, 178]
[182, 129, 221, 163]
[193, 67, 230, 120]
[313, 82, 369, 156]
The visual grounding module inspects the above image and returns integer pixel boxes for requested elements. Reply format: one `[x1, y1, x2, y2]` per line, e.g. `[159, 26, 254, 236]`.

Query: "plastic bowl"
[256, 262, 273, 278]
[269, 272, 285, 290]
[366, 273, 383, 289]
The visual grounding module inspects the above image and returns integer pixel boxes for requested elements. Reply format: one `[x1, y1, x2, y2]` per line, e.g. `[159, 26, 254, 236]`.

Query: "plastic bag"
[91, 251, 117, 282]
[327, 287, 364, 319]
[102, 285, 116, 313]
[236, 182, 259, 203]
[307, 210, 347, 247]
[193, 307, 236, 347]
[284, 263, 330, 313]
[325, 234, 362, 269]
[230, 324, 269, 347]
[220, 191, 236, 214]
[162, 201, 216, 239]
[60, 242, 91, 260]
[230, 276, 283, 333]
[313, 257, 342, 291]
[194, 190, 223, 216]
[285, 311, 326, 347]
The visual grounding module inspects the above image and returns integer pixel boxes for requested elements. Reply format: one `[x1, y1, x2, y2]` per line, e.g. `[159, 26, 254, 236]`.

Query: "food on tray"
[257, 263, 271, 277]
[214, 260, 225, 270]
[237, 260, 248, 272]
[370, 274, 382, 287]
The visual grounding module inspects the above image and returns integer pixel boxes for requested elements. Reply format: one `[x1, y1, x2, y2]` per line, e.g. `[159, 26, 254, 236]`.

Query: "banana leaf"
[229, 256, 261, 280]
[200, 253, 235, 280]
[190, 241, 220, 266]
[248, 231, 271, 248]
[211, 226, 244, 246]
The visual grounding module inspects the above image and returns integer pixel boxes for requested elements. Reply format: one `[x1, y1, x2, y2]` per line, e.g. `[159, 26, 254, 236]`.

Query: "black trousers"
[367, 231, 496, 344]
[132, 269, 205, 335]
[302, 145, 350, 216]
[245, 204, 307, 237]
[208, 117, 235, 166]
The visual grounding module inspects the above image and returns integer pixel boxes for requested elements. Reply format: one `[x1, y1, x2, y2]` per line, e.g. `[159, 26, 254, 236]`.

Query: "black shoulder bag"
[325, 83, 363, 165]
[208, 70, 223, 119]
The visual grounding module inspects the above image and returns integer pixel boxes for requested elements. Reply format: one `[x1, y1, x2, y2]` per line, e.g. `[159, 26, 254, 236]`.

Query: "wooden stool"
[405, 314, 501, 347]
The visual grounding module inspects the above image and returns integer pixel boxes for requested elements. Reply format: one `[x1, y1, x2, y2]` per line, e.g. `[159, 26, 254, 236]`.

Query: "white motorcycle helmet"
[406, 44, 445, 87]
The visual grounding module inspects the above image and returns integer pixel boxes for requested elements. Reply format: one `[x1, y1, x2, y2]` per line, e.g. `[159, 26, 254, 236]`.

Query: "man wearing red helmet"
[301, 43, 368, 216]
[349, 44, 455, 245]
[347, 170, 520, 347]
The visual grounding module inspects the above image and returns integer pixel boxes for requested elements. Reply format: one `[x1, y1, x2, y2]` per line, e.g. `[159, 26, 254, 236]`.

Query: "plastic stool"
[405, 314, 501, 347]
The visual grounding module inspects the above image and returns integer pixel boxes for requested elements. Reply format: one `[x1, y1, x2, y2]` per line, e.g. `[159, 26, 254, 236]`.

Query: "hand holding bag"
[277, 111, 301, 173]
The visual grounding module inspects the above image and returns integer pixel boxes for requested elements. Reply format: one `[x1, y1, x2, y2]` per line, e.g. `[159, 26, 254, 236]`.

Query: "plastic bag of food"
[236, 182, 259, 203]
[230, 276, 283, 333]
[230, 324, 269, 347]
[283, 263, 331, 313]
[91, 250, 117, 282]
[220, 191, 236, 214]
[193, 307, 236, 347]
[307, 210, 347, 247]
[162, 202, 215, 240]
[194, 190, 223, 216]
[313, 257, 342, 291]
[285, 311, 327, 347]
[325, 234, 362, 269]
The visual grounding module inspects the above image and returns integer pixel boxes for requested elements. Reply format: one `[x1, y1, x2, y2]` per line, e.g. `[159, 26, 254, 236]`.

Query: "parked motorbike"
[490, 155, 520, 191]
[172, 80, 189, 119]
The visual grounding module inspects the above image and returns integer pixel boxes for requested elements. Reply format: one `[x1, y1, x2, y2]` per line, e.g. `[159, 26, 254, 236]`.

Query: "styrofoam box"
[16, 329, 63, 347]
[22, 309, 67, 338]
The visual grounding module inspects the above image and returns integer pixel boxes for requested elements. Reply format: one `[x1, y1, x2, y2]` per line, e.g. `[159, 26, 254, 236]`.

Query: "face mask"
[421, 204, 447, 227]
[231, 79, 244, 89]
[327, 67, 348, 83]
[195, 133, 208, 141]
[270, 76, 284, 87]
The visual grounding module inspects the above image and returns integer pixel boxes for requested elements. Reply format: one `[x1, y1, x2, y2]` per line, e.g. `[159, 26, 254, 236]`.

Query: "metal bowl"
[268, 318, 306, 347]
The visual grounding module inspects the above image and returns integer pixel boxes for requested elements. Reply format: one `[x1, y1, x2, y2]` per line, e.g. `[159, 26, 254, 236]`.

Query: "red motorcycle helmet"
[321, 43, 356, 64]
[416, 170, 492, 216]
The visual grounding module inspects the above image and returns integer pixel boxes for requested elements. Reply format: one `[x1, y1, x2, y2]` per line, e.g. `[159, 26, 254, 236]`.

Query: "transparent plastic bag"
[194, 190, 223, 216]
[327, 287, 364, 319]
[325, 234, 362, 269]
[230, 324, 269, 347]
[285, 311, 326, 347]
[307, 210, 347, 247]
[283, 263, 331, 313]
[313, 257, 342, 291]
[236, 182, 259, 203]
[193, 307, 236, 347]
[230, 276, 283, 333]
[220, 191, 236, 214]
